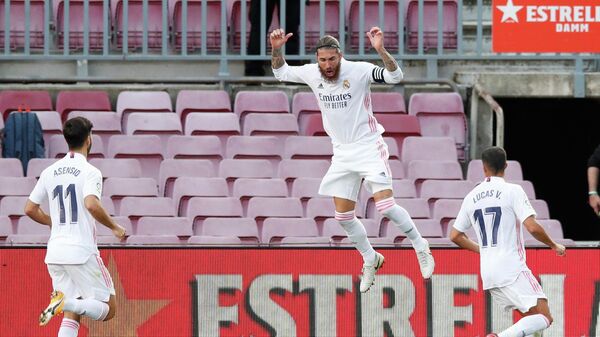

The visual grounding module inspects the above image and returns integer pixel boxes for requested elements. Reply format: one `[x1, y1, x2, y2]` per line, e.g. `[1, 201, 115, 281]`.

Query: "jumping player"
[450, 146, 566, 337]
[271, 27, 435, 292]
[25, 117, 126, 336]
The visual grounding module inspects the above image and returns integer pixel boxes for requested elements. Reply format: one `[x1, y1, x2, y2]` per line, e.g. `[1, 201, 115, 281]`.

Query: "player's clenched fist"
[270, 28, 293, 49]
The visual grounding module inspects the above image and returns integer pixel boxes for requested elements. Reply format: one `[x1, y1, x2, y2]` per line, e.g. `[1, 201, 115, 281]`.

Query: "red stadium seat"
[284, 136, 333, 160]
[406, 0, 458, 50]
[56, 90, 111, 121]
[166, 136, 223, 167]
[234, 91, 289, 121]
[348, 0, 401, 52]
[119, 197, 176, 221]
[278, 159, 330, 181]
[291, 177, 322, 200]
[55, 1, 107, 51]
[0, 90, 52, 121]
[171, 0, 223, 52]
[243, 113, 299, 138]
[184, 113, 240, 145]
[158, 159, 216, 197]
[176, 90, 231, 125]
[17, 216, 50, 235]
[0, 0, 46, 51]
[376, 114, 422, 153]
[303, 0, 341, 51]
[225, 136, 283, 164]
[112, 0, 167, 50]
[116, 91, 172, 128]
[371, 92, 407, 114]
[185, 197, 243, 227]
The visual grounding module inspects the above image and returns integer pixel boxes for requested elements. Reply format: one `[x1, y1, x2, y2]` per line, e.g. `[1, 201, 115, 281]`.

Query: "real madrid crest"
[343, 79, 350, 89]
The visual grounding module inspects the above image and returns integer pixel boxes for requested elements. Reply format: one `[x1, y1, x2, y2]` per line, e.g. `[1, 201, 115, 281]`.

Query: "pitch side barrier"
[1, 247, 598, 336]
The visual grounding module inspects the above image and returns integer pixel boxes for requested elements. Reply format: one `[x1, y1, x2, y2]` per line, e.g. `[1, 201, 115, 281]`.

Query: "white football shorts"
[47, 254, 115, 302]
[489, 270, 547, 313]
[319, 136, 393, 201]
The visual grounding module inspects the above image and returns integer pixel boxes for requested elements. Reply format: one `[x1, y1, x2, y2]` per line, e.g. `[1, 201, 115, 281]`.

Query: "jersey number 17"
[474, 207, 502, 247]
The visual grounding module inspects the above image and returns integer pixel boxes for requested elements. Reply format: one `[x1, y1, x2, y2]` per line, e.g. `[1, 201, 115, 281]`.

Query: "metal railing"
[0, 0, 598, 80]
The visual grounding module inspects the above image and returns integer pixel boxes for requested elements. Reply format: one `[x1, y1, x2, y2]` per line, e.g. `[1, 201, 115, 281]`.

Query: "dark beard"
[319, 62, 341, 83]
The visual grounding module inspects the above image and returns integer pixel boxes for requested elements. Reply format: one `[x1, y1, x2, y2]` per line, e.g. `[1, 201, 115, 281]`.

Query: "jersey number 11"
[52, 184, 78, 225]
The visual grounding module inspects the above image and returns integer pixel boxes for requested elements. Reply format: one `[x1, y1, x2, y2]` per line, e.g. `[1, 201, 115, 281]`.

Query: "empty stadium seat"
[226, 136, 283, 163]
[219, 159, 274, 180]
[171, 0, 223, 52]
[527, 219, 564, 239]
[17, 216, 50, 234]
[101, 196, 116, 215]
[55, 0, 107, 51]
[419, 180, 476, 205]
[88, 158, 142, 179]
[0, 0, 46, 51]
[247, 197, 303, 220]
[383, 137, 400, 159]
[112, 0, 166, 50]
[125, 112, 183, 145]
[261, 217, 320, 245]
[302, 114, 327, 136]
[103, 177, 158, 212]
[291, 177, 323, 200]
[6, 234, 50, 244]
[292, 92, 321, 134]
[348, 0, 400, 52]
[188, 236, 245, 245]
[234, 91, 290, 120]
[67, 111, 122, 147]
[432, 198, 463, 233]
[284, 136, 333, 159]
[119, 197, 176, 220]
[158, 159, 215, 197]
[107, 135, 164, 180]
[49, 134, 105, 159]
[0, 90, 53, 121]
[388, 160, 406, 179]
[466, 160, 524, 182]
[243, 113, 299, 138]
[127, 235, 182, 244]
[26, 158, 58, 178]
[401, 136, 458, 170]
[512, 180, 536, 199]
[0, 215, 13, 238]
[0, 196, 29, 217]
[530, 200, 550, 219]
[376, 114, 422, 152]
[0, 177, 37, 198]
[116, 91, 172, 127]
[57, 91, 112, 121]
[232, 178, 288, 199]
[166, 135, 223, 166]
[406, 0, 458, 50]
[371, 92, 407, 114]
[185, 197, 243, 227]
[172, 177, 228, 215]
[306, 197, 335, 221]
[304, 0, 341, 51]
[96, 215, 133, 236]
[175, 90, 231, 125]
[200, 217, 259, 243]
[278, 159, 330, 181]
[136, 216, 192, 236]
[408, 92, 466, 159]
[33, 110, 62, 139]
[184, 113, 240, 146]
[0, 158, 24, 177]
[407, 161, 463, 183]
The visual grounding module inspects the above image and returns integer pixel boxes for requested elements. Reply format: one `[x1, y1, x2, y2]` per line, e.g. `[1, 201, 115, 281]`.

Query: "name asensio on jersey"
[54, 166, 81, 177]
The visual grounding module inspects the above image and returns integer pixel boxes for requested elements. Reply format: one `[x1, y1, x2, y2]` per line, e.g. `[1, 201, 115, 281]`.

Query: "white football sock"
[336, 210, 377, 265]
[376, 198, 427, 251]
[58, 318, 79, 337]
[63, 298, 109, 321]
[498, 314, 550, 337]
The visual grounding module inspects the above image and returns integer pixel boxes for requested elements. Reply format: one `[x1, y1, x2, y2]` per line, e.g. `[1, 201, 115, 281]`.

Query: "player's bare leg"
[373, 189, 435, 279]
[334, 197, 384, 293]
[487, 299, 552, 337]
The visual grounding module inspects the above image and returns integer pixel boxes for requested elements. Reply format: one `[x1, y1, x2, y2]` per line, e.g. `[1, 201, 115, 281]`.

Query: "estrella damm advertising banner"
[0, 248, 599, 337]
[492, 0, 600, 52]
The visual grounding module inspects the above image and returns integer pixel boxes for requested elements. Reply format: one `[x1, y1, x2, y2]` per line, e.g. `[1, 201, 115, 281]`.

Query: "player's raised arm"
[366, 26, 403, 83]
[522, 216, 566, 256]
[270, 28, 293, 70]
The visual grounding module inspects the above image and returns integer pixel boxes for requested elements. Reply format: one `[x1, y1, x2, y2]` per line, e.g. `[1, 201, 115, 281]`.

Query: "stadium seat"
[511, 180, 536, 199]
[376, 114, 422, 153]
[466, 160, 524, 182]
[33, 111, 63, 149]
[406, 0, 458, 50]
[67, 111, 122, 147]
[116, 91, 172, 128]
[306, 197, 335, 221]
[233, 91, 290, 121]
[136, 216, 193, 236]
[127, 235, 182, 245]
[165, 135, 223, 166]
[527, 219, 564, 239]
[419, 180, 476, 205]
[232, 178, 288, 199]
[291, 177, 323, 200]
[432, 199, 463, 234]
[26, 158, 58, 178]
[0, 158, 24, 177]
[175, 90, 231, 125]
[17, 216, 50, 234]
[88, 158, 142, 179]
[200, 217, 259, 243]
[0, 90, 52, 121]
[171, 0, 223, 52]
[0, 177, 37, 197]
[371, 92, 407, 114]
[303, 0, 341, 51]
[225, 136, 283, 164]
[0, 0, 46, 51]
[103, 177, 158, 213]
[284, 136, 333, 159]
[292, 92, 320, 127]
[107, 135, 164, 180]
[242, 113, 299, 138]
[49, 134, 105, 159]
[158, 159, 216, 197]
[0, 196, 29, 217]
[185, 197, 243, 228]
[530, 199, 550, 219]
[247, 197, 303, 220]
[96, 216, 133, 236]
[112, 0, 166, 50]
[125, 112, 183, 147]
[406, 161, 463, 183]
[184, 113, 240, 145]
[348, 0, 401, 52]
[55, 1, 107, 51]
[119, 197, 176, 221]
[401, 136, 458, 164]
[278, 159, 330, 182]
[172, 177, 228, 215]
[56, 91, 111, 121]
[302, 114, 327, 136]
[101, 196, 116, 216]
[6, 234, 50, 244]
[0, 215, 13, 238]
[261, 218, 320, 245]
[188, 236, 245, 245]
[408, 92, 466, 159]
[219, 159, 274, 181]
[382, 137, 400, 160]
[388, 160, 406, 179]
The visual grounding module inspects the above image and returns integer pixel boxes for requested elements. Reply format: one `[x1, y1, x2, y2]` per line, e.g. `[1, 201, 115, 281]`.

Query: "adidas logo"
[317, 83, 324, 89]
[379, 172, 386, 176]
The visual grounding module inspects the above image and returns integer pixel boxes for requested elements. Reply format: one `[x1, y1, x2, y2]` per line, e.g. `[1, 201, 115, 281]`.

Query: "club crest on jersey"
[343, 79, 350, 89]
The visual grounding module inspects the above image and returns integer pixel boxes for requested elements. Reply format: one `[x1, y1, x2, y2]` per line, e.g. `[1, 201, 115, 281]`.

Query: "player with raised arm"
[450, 147, 566, 337]
[271, 27, 435, 292]
[25, 117, 126, 336]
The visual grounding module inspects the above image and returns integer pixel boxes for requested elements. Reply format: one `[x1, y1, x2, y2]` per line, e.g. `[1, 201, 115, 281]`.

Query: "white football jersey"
[453, 176, 537, 289]
[273, 58, 403, 145]
[29, 152, 102, 264]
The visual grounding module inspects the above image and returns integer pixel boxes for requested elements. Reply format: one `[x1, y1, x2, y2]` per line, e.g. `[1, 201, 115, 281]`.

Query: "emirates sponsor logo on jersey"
[493, 0, 600, 52]
[318, 93, 352, 109]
